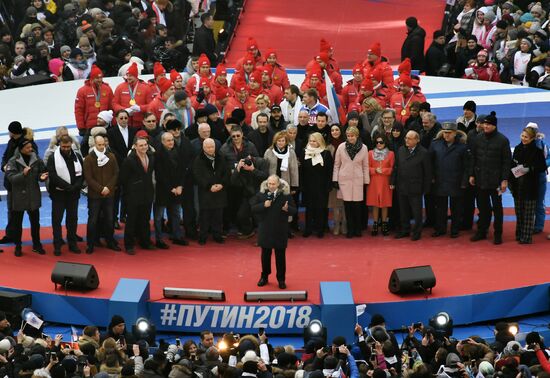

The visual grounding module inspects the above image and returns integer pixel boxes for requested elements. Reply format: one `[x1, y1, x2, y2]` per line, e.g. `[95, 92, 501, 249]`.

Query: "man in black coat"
[469, 112, 511, 245]
[0, 121, 25, 244]
[425, 30, 448, 76]
[46, 135, 84, 256]
[192, 138, 230, 245]
[192, 12, 217, 66]
[119, 136, 156, 254]
[248, 113, 274, 157]
[251, 175, 297, 289]
[107, 110, 136, 228]
[419, 112, 441, 227]
[166, 119, 197, 239]
[429, 123, 470, 238]
[391, 130, 432, 240]
[154, 132, 188, 249]
[401, 17, 426, 72]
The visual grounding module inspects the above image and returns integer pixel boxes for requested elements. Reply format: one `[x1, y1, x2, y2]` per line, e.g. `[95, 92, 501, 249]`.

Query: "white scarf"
[272, 147, 290, 172]
[304, 145, 324, 166]
[93, 147, 110, 167]
[54, 147, 82, 184]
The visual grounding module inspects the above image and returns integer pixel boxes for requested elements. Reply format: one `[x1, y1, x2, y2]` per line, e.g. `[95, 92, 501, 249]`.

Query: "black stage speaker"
[51, 262, 99, 290]
[388, 265, 436, 294]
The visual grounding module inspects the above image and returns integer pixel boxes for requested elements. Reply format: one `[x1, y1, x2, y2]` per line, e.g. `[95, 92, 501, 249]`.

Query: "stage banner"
[149, 303, 321, 334]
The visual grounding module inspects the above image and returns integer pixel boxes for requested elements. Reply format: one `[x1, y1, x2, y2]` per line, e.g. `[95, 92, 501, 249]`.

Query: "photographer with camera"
[456, 338, 494, 364]
[251, 175, 296, 289]
[402, 323, 442, 369]
[230, 155, 269, 239]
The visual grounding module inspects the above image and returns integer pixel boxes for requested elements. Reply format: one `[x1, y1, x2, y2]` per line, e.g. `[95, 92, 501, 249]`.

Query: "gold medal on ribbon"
[401, 109, 407, 116]
[129, 99, 136, 106]
[95, 101, 101, 108]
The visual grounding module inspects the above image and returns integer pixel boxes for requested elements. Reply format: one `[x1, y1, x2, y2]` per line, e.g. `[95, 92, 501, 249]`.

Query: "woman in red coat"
[367, 133, 394, 236]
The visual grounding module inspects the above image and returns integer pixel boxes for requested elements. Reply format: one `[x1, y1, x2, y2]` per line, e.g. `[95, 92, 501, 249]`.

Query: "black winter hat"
[369, 313, 385, 327]
[166, 119, 183, 131]
[196, 108, 209, 119]
[433, 30, 445, 39]
[463, 100, 477, 113]
[231, 108, 246, 123]
[242, 361, 258, 374]
[109, 315, 125, 329]
[484, 111, 498, 126]
[8, 121, 23, 135]
[276, 352, 297, 368]
[406, 17, 418, 28]
[419, 102, 431, 112]
[332, 336, 346, 347]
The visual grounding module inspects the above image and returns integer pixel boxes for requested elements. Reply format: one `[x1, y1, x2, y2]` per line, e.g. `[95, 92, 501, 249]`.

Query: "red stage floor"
[2, 222, 550, 304]
[225, 0, 445, 69]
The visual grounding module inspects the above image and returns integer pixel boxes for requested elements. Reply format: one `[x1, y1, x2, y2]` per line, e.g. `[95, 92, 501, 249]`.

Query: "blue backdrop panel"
[359, 283, 550, 331]
[148, 303, 321, 335]
[109, 279, 150, 326]
[0, 288, 110, 326]
[320, 282, 356, 344]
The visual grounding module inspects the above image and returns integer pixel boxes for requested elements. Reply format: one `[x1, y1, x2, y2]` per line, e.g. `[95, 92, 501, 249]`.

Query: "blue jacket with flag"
[300, 101, 330, 126]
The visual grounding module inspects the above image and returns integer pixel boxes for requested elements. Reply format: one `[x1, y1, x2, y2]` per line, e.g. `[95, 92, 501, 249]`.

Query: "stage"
[1, 219, 550, 341]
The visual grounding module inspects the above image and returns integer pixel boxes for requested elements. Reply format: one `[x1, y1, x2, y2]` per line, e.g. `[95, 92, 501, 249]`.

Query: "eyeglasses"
[231, 134, 242, 139]
[145, 120, 156, 123]
[376, 140, 385, 144]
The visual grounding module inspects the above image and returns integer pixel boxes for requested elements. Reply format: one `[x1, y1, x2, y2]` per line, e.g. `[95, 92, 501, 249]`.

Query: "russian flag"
[325, 70, 342, 124]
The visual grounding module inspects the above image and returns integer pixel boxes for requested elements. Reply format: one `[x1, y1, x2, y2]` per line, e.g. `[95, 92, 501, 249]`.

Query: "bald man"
[192, 138, 231, 245]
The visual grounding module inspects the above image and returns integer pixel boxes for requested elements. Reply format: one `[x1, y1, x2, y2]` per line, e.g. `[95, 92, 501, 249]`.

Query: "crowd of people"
[1, 311, 550, 378]
[402, 0, 550, 89]
[0, 0, 236, 89]
[2, 10, 550, 264]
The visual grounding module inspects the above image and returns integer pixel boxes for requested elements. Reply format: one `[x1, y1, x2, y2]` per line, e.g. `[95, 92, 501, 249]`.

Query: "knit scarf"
[373, 147, 389, 161]
[93, 147, 109, 167]
[304, 145, 324, 166]
[54, 147, 82, 184]
[345, 140, 362, 160]
[272, 146, 289, 171]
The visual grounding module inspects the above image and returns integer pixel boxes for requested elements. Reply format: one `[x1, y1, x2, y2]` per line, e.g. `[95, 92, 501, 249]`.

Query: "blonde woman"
[251, 94, 271, 129]
[301, 132, 333, 238]
[264, 131, 299, 190]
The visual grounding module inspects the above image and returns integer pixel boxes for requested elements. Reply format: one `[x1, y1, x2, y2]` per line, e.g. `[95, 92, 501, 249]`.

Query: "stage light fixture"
[303, 319, 327, 347]
[163, 287, 226, 301]
[508, 322, 519, 336]
[244, 290, 308, 302]
[429, 311, 453, 339]
[132, 317, 156, 346]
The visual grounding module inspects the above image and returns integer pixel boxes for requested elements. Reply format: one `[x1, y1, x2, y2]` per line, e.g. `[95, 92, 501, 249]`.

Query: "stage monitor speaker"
[388, 265, 436, 294]
[51, 262, 99, 290]
[0, 290, 32, 313]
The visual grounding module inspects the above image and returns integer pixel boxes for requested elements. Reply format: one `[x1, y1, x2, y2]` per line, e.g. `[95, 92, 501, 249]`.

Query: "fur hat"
[241, 350, 259, 363]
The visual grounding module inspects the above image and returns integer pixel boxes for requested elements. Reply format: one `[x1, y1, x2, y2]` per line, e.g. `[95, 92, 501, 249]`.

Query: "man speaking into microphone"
[251, 175, 296, 289]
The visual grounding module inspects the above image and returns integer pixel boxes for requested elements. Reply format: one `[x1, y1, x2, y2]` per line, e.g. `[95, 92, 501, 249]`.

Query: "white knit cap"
[97, 110, 113, 124]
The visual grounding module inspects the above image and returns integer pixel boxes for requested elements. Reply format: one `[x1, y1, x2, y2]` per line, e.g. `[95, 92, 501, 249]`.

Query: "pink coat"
[332, 143, 370, 201]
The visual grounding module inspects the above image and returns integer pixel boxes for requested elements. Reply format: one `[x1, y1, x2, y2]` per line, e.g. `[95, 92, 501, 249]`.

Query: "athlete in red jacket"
[113, 62, 151, 128]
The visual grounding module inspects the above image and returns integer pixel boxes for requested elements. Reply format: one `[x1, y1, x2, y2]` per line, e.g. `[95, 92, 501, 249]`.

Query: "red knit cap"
[153, 61, 166, 77]
[215, 63, 227, 76]
[317, 51, 330, 64]
[235, 79, 249, 92]
[265, 48, 277, 58]
[348, 103, 361, 113]
[127, 62, 138, 78]
[158, 77, 173, 94]
[320, 38, 331, 53]
[249, 70, 262, 83]
[170, 69, 182, 83]
[309, 69, 322, 79]
[198, 53, 211, 67]
[215, 86, 230, 100]
[352, 63, 363, 75]
[260, 64, 273, 76]
[360, 79, 374, 92]
[398, 58, 412, 74]
[397, 74, 412, 88]
[243, 52, 255, 65]
[368, 42, 381, 57]
[247, 37, 259, 51]
[90, 64, 103, 80]
[199, 77, 210, 88]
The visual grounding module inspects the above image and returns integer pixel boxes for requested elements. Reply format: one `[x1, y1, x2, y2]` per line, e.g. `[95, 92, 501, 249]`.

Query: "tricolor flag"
[24, 311, 43, 330]
[324, 70, 342, 124]
[71, 326, 79, 342]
